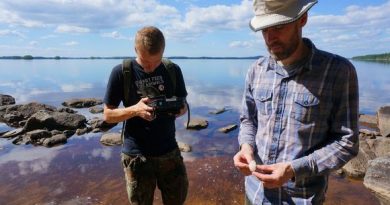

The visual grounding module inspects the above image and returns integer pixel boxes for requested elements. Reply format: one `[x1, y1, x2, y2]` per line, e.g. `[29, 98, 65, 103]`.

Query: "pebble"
[249, 160, 256, 172]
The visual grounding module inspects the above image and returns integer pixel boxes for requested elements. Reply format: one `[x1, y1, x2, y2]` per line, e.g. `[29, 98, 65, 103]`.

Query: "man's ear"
[299, 12, 308, 27]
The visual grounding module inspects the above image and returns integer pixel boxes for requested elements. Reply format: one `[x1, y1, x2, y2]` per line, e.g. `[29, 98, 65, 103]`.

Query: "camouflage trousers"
[121, 148, 188, 205]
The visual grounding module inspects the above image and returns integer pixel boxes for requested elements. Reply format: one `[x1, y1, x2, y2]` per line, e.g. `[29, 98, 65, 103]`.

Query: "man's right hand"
[233, 143, 254, 176]
[134, 97, 155, 121]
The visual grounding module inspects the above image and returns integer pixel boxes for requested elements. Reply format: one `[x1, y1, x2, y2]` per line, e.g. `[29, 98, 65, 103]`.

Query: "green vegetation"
[54, 56, 61, 60]
[23, 55, 33, 60]
[352, 52, 390, 62]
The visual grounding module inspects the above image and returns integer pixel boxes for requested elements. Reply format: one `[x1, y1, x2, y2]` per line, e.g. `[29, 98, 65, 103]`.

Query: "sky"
[0, 0, 389, 58]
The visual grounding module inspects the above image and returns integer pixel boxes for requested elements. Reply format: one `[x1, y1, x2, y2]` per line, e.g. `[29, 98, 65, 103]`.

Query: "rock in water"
[364, 156, 390, 205]
[100, 133, 122, 146]
[377, 106, 390, 137]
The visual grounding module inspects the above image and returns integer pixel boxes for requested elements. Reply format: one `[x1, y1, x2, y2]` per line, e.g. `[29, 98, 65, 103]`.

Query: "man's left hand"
[251, 162, 295, 189]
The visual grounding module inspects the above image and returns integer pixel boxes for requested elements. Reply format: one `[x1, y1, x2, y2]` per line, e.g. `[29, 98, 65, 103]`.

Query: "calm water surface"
[0, 59, 388, 204]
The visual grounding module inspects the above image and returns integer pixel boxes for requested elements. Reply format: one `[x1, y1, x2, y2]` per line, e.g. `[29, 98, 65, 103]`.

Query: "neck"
[278, 39, 309, 66]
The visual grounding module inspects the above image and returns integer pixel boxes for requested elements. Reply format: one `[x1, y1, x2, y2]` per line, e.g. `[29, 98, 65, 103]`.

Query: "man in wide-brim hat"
[234, 0, 359, 204]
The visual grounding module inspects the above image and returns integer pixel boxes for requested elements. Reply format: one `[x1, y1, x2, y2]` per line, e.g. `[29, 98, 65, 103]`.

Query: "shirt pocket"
[255, 89, 273, 115]
[292, 93, 320, 123]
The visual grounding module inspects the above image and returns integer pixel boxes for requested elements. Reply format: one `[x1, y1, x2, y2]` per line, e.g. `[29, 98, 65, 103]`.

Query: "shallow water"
[0, 59, 388, 204]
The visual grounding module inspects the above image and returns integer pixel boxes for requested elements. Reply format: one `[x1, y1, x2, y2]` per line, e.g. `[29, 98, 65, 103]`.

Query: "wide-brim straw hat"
[250, 0, 318, 31]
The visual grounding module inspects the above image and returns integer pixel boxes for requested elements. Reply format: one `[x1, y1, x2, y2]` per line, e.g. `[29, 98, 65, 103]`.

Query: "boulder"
[57, 107, 77, 114]
[377, 106, 390, 137]
[26, 129, 51, 142]
[185, 118, 208, 130]
[88, 118, 117, 131]
[89, 106, 103, 114]
[0, 94, 15, 106]
[364, 155, 390, 205]
[23, 110, 86, 132]
[218, 124, 238, 133]
[359, 114, 378, 129]
[342, 139, 376, 178]
[100, 133, 122, 146]
[0, 102, 56, 127]
[62, 98, 103, 108]
[42, 134, 67, 147]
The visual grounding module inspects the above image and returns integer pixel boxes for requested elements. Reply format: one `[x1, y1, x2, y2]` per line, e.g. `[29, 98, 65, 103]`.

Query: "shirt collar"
[265, 38, 317, 77]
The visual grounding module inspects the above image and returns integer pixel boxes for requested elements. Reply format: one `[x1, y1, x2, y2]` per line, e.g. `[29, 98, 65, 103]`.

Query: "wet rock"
[359, 114, 378, 129]
[57, 107, 77, 114]
[178, 142, 191, 152]
[76, 127, 92, 135]
[342, 139, 376, 178]
[100, 133, 122, 146]
[1, 128, 24, 138]
[343, 137, 390, 178]
[2, 102, 56, 123]
[218, 124, 237, 133]
[88, 118, 116, 131]
[364, 155, 390, 205]
[26, 129, 51, 142]
[92, 128, 101, 133]
[42, 134, 67, 147]
[63, 130, 75, 138]
[377, 106, 390, 137]
[23, 110, 86, 132]
[89, 106, 103, 114]
[62, 98, 103, 108]
[0, 94, 15, 106]
[209, 107, 227, 115]
[51, 130, 62, 135]
[185, 118, 208, 130]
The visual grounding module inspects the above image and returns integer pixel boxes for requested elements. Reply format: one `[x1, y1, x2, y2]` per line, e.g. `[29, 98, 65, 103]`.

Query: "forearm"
[103, 105, 138, 123]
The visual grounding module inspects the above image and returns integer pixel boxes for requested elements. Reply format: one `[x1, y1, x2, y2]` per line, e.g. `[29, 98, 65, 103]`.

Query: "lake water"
[0, 59, 388, 204]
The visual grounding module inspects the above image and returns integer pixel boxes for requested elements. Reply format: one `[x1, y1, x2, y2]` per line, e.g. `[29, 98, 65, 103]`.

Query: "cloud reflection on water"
[0, 146, 63, 175]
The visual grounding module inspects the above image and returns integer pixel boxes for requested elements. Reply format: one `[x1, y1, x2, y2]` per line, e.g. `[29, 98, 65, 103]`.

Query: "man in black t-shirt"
[103, 26, 188, 205]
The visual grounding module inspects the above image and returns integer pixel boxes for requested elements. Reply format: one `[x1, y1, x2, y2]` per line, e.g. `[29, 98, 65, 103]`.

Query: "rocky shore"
[1, 93, 389, 203]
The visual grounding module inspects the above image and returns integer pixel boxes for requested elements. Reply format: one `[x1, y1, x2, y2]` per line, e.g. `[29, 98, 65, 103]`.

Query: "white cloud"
[61, 83, 92, 92]
[305, 1, 390, 57]
[0, 0, 252, 41]
[165, 0, 252, 41]
[229, 40, 253, 48]
[56, 25, 90, 34]
[0, 29, 25, 38]
[29, 41, 38, 46]
[101, 31, 131, 41]
[63, 41, 79, 46]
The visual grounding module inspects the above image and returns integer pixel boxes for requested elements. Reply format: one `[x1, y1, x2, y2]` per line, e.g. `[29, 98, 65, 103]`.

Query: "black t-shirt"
[104, 59, 187, 156]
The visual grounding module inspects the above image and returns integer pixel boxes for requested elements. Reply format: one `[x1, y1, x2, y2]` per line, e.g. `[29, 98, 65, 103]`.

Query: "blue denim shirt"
[238, 38, 359, 204]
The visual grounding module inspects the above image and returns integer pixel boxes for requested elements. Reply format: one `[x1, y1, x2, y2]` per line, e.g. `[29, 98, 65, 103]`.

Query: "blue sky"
[0, 0, 389, 58]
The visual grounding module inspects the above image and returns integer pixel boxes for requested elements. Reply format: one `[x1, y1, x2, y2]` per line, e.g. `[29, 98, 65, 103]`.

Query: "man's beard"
[266, 26, 300, 61]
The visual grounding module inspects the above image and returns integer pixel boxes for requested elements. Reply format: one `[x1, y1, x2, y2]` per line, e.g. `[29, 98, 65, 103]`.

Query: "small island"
[352, 52, 390, 62]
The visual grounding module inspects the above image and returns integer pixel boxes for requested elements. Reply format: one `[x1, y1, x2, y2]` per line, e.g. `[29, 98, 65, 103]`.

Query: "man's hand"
[252, 162, 295, 189]
[233, 143, 254, 176]
[175, 102, 188, 118]
[134, 97, 155, 121]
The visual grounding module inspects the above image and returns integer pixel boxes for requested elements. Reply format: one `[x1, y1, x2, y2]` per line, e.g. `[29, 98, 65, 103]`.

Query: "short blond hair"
[135, 26, 165, 55]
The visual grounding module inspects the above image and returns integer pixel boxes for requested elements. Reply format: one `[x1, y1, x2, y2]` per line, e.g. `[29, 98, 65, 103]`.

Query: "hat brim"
[249, 1, 317, 31]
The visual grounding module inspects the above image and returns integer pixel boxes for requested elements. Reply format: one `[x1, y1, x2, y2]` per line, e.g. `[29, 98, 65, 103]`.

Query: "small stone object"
[249, 160, 256, 172]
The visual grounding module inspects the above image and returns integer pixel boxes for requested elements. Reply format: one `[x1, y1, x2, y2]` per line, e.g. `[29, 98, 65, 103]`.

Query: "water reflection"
[0, 59, 387, 204]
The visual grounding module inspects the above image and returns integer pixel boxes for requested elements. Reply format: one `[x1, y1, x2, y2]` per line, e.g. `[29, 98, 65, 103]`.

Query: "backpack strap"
[161, 58, 177, 94]
[122, 58, 133, 107]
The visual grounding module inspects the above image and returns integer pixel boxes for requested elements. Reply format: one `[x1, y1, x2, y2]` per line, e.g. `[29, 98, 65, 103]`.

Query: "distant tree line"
[0, 55, 262, 60]
[352, 52, 390, 62]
